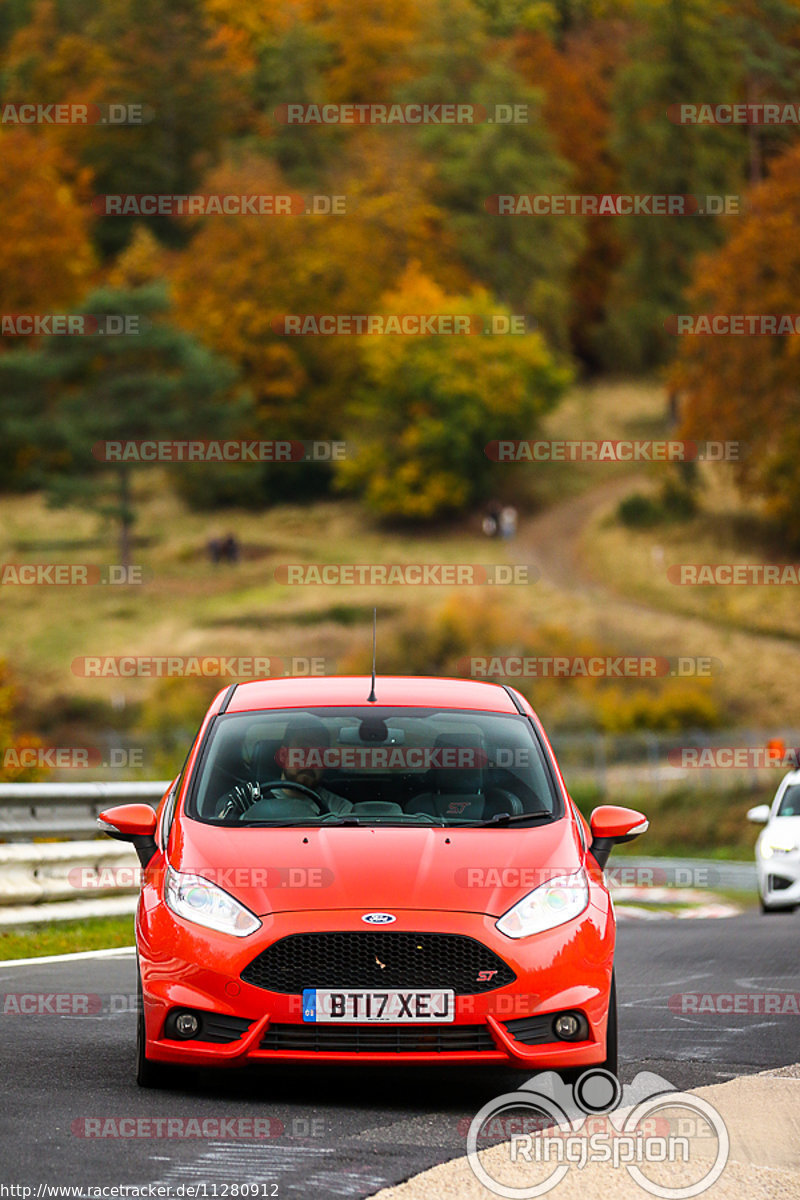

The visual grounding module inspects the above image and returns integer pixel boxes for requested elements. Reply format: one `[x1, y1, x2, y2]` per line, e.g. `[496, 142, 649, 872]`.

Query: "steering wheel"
[220, 778, 334, 820]
[258, 780, 333, 812]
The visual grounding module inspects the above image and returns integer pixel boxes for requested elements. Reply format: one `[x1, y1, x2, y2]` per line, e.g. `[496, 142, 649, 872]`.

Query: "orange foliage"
[671, 140, 800, 530]
[0, 130, 95, 315]
[513, 23, 627, 360]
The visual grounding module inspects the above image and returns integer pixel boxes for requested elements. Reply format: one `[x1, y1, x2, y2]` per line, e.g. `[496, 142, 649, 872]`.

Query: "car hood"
[170, 817, 585, 917]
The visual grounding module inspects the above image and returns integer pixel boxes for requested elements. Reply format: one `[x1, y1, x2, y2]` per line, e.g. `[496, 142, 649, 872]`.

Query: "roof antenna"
[367, 606, 377, 703]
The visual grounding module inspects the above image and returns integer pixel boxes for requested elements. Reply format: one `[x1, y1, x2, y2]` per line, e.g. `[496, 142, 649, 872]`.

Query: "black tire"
[558, 971, 618, 1086]
[136, 967, 170, 1088]
[600, 971, 618, 1076]
[760, 899, 797, 914]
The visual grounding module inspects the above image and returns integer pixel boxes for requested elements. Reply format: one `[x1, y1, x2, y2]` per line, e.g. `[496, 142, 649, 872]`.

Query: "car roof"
[223, 675, 521, 715]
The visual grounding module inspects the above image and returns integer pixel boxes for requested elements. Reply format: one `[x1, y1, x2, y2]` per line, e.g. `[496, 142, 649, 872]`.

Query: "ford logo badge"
[361, 912, 396, 924]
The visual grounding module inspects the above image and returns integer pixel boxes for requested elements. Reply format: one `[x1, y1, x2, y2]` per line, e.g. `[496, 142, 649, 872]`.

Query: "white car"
[747, 770, 800, 913]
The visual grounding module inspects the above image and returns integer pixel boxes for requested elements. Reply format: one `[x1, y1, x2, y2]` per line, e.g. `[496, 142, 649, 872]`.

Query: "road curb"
[366, 1065, 800, 1199]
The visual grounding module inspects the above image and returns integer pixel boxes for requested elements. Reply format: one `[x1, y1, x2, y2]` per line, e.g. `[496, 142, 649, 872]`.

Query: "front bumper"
[137, 892, 615, 1069]
[757, 850, 800, 907]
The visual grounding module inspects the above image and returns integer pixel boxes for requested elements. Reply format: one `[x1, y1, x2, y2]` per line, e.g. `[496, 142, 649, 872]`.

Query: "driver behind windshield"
[272, 718, 354, 815]
[217, 717, 353, 820]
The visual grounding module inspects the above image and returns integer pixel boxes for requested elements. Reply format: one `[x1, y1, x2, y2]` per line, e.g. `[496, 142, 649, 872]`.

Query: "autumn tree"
[0, 129, 95, 316]
[0, 284, 245, 566]
[513, 20, 628, 366]
[671, 139, 800, 545]
[723, 0, 800, 183]
[170, 148, 464, 503]
[401, 0, 583, 352]
[603, 0, 747, 369]
[335, 265, 571, 520]
[2, 0, 247, 256]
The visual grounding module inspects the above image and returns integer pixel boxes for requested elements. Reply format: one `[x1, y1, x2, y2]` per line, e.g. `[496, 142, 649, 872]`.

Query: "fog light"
[174, 1012, 199, 1039]
[553, 1012, 586, 1041]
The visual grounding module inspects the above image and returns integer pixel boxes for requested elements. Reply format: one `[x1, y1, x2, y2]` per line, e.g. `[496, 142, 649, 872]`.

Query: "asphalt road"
[1, 913, 799, 1198]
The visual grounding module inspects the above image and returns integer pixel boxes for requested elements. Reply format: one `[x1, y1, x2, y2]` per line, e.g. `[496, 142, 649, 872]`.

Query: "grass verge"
[0, 915, 134, 961]
[570, 780, 766, 859]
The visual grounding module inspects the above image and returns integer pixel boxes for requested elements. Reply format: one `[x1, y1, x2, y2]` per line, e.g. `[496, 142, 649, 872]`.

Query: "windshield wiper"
[473, 811, 555, 827]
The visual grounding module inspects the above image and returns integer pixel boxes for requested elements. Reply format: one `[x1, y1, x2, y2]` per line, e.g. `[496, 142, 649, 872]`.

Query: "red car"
[99, 676, 646, 1086]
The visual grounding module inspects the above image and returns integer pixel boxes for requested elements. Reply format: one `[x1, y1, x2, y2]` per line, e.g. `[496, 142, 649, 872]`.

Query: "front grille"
[504, 1014, 555, 1045]
[241, 931, 516, 995]
[260, 1023, 497, 1053]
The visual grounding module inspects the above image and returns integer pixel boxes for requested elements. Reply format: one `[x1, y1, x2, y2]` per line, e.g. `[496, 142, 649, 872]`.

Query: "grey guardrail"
[0, 839, 142, 908]
[0, 781, 171, 841]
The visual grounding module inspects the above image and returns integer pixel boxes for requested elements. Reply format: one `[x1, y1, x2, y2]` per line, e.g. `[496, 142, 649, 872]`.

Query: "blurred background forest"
[2, 0, 800, 800]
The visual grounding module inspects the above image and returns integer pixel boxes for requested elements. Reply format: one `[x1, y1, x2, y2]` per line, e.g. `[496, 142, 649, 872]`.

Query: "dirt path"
[509, 478, 800, 724]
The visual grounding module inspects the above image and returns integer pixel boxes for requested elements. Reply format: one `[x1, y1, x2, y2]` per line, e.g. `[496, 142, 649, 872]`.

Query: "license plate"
[302, 988, 455, 1023]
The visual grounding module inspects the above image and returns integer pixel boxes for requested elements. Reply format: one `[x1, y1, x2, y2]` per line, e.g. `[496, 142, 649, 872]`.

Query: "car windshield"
[777, 783, 800, 817]
[187, 706, 560, 827]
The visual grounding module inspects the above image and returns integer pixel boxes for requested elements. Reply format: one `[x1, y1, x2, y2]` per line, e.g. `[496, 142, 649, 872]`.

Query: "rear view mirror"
[589, 805, 648, 869]
[746, 804, 770, 824]
[98, 803, 158, 867]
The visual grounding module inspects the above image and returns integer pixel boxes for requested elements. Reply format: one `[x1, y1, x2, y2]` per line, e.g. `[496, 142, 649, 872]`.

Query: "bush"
[618, 479, 697, 528]
[597, 681, 721, 733]
[618, 492, 663, 528]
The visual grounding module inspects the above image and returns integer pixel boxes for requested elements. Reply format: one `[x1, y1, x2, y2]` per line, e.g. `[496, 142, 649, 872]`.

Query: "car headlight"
[164, 867, 261, 937]
[760, 841, 798, 858]
[496, 869, 590, 938]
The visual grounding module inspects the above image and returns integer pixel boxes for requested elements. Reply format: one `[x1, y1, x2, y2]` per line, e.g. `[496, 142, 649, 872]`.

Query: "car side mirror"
[589, 805, 648, 869]
[746, 804, 770, 825]
[98, 803, 158, 867]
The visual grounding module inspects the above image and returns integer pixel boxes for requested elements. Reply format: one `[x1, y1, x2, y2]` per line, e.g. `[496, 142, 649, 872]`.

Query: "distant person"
[499, 505, 518, 540]
[667, 390, 680, 427]
[483, 499, 502, 538]
[221, 533, 240, 563]
[207, 533, 240, 565]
